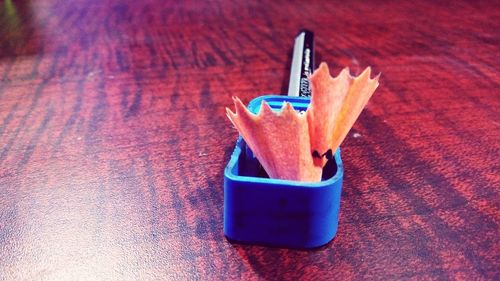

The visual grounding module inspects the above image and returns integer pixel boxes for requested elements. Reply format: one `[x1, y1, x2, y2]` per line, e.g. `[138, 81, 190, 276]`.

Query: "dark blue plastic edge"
[223, 95, 344, 248]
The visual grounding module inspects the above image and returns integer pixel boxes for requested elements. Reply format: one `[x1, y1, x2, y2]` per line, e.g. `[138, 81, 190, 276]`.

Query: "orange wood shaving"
[227, 62, 380, 182]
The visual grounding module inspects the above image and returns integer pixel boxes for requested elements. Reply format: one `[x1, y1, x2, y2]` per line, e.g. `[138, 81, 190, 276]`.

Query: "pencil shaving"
[226, 97, 322, 182]
[227, 62, 380, 182]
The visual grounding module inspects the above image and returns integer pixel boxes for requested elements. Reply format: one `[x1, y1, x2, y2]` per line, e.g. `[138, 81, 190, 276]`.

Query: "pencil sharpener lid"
[224, 95, 344, 248]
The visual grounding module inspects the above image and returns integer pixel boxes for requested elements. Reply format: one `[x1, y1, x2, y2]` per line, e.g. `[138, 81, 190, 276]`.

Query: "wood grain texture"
[1, 0, 499, 280]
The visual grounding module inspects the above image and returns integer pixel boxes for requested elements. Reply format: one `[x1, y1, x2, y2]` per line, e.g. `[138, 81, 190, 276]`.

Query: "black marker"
[287, 30, 315, 97]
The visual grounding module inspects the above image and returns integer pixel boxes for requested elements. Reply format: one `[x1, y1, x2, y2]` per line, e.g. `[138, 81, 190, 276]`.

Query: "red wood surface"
[1, 0, 499, 280]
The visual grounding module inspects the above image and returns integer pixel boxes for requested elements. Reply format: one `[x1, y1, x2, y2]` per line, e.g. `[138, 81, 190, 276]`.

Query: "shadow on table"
[227, 236, 334, 279]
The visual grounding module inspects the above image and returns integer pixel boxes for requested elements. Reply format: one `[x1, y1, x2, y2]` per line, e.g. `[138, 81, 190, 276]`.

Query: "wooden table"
[1, 0, 499, 280]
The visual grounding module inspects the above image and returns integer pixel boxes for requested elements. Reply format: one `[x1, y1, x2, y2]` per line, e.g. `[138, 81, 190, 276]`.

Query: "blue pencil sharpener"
[224, 95, 344, 249]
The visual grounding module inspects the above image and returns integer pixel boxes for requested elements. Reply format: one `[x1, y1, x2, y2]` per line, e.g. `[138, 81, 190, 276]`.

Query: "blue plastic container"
[224, 95, 344, 248]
